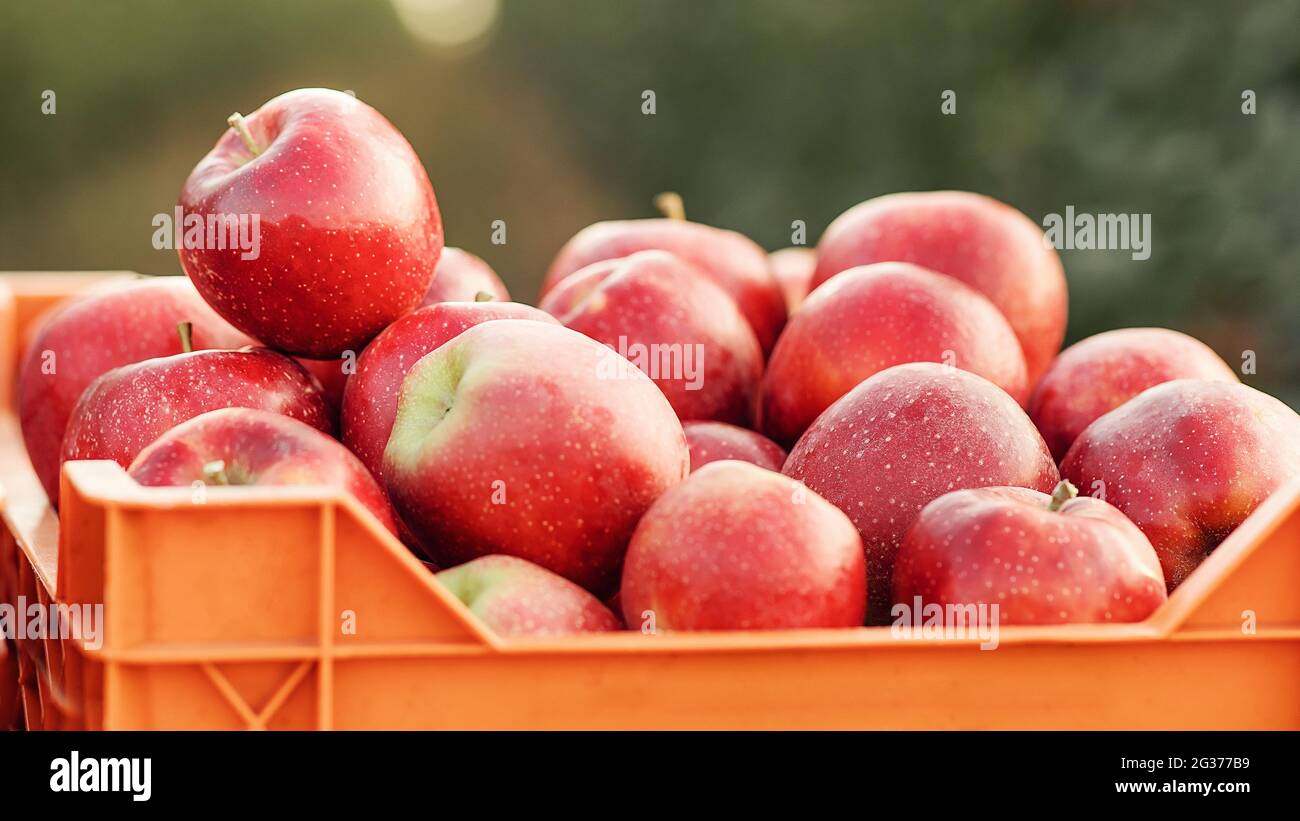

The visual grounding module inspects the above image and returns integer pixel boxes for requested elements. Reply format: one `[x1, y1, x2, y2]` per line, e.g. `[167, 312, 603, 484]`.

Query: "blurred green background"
[2, 0, 1297, 403]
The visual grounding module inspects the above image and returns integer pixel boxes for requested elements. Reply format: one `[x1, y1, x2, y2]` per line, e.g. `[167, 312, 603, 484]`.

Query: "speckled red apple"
[128, 407, 397, 536]
[540, 250, 763, 426]
[542, 212, 786, 356]
[61, 340, 332, 485]
[340, 300, 557, 484]
[621, 460, 866, 630]
[1029, 328, 1239, 461]
[179, 88, 442, 358]
[893, 481, 1167, 625]
[436, 555, 621, 636]
[18, 277, 255, 505]
[760, 262, 1029, 447]
[382, 320, 689, 595]
[1061, 379, 1300, 590]
[784, 363, 1060, 624]
[683, 421, 785, 473]
[295, 356, 349, 424]
[768, 246, 816, 313]
[811, 191, 1067, 384]
[420, 247, 510, 306]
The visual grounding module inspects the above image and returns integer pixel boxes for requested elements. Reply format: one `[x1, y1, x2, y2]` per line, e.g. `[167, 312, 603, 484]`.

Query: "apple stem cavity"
[1047, 480, 1079, 512]
[202, 459, 230, 486]
[177, 321, 194, 354]
[227, 112, 262, 157]
[654, 191, 686, 221]
[473, 291, 495, 303]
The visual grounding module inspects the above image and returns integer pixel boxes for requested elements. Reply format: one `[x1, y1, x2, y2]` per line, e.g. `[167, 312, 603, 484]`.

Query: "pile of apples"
[18, 89, 1300, 636]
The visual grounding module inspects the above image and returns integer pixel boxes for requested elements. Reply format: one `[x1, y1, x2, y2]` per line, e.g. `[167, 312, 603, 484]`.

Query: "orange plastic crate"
[1, 271, 1298, 730]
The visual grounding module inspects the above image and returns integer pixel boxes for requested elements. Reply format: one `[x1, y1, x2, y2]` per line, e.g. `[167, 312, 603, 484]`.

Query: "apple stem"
[227, 112, 262, 157]
[177, 321, 194, 353]
[654, 191, 686, 221]
[473, 291, 495, 303]
[202, 460, 230, 486]
[1047, 480, 1078, 512]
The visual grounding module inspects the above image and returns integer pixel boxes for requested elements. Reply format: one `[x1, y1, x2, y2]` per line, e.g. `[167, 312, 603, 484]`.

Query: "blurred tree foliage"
[1, 0, 1297, 402]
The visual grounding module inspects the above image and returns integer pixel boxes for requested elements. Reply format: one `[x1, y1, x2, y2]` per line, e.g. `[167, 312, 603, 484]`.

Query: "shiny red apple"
[759, 262, 1029, 447]
[784, 363, 1060, 623]
[541, 208, 786, 356]
[340, 300, 558, 484]
[128, 407, 397, 535]
[382, 320, 689, 595]
[811, 191, 1067, 384]
[539, 250, 763, 426]
[683, 421, 785, 473]
[1029, 328, 1239, 461]
[1061, 379, 1300, 590]
[18, 277, 255, 505]
[61, 340, 332, 489]
[436, 555, 621, 637]
[179, 88, 442, 358]
[420, 247, 510, 306]
[893, 481, 1167, 625]
[620, 460, 866, 630]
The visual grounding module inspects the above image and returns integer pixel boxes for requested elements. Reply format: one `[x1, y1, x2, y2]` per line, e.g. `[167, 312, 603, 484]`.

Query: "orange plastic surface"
[1, 272, 1298, 730]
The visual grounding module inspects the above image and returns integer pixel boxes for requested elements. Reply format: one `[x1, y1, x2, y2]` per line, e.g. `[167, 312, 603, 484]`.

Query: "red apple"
[382, 320, 689, 595]
[760, 262, 1029, 447]
[541, 212, 786, 356]
[128, 407, 397, 535]
[60, 342, 332, 490]
[420, 247, 510, 306]
[620, 460, 866, 630]
[784, 362, 1060, 623]
[768, 246, 816, 313]
[17, 277, 255, 505]
[1061, 379, 1300, 590]
[340, 300, 558, 484]
[539, 250, 764, 426]
[893, 481, 1167, 625]
[683, 421, 785, 473]
[295, 356, 350, 424]
[811, 191, 1067, 384]
[1029, 328, 1239, 462]
[435, 555, 621, 636]
[179, 88, 442, 358]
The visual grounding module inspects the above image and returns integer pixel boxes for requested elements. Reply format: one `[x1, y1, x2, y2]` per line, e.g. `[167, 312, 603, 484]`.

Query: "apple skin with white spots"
[382, 320, 689, 596]
[541, 218, 787, 357]
[341, 300, 558, 486]
[179, 88, 442, 359]
[128, 407, 397, 536]
[1061, 379, 1300, 591]
[60, 347, 333, 487]
[18, 277, 256, 506]
[683, 421, 786, 474]
[1029, 328, 1239, 462]
[420, 247, 510, 306]
[893, 483, 1167, 626]
[811, 191, 1067, 385]
[540, 250, 764, 427]
[760, 262, 1030, 448]
[436, 555, 621, 637]
[620, 460, 867, 630]
[783, 362, 1060, 624]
